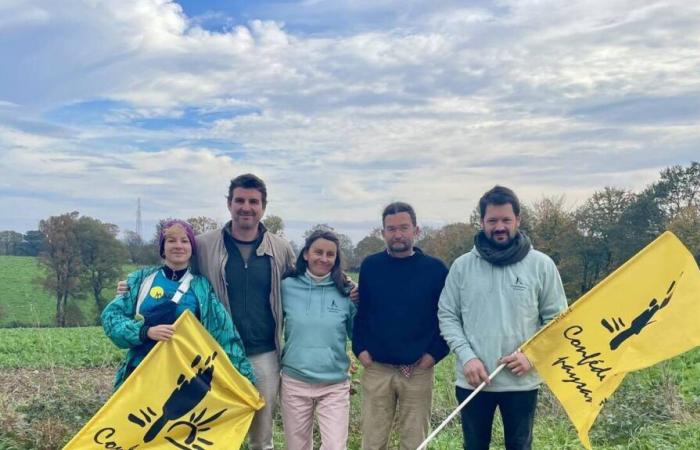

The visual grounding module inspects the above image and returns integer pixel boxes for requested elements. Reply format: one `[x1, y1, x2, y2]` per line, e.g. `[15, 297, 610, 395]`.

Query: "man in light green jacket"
[438, 186, 567, 450]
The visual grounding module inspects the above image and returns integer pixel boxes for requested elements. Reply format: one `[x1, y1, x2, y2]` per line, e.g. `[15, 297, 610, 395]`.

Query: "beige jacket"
[196, 222, 296, 355]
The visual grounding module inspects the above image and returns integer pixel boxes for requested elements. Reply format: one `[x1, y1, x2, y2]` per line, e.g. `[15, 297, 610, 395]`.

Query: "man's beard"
[388, 239, 411, 252]
[487, 231, 515, 248]
[235, 214, 257, 229]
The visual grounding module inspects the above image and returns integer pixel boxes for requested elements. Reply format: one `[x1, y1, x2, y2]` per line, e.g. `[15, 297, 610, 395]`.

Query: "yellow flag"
[64, 310, 265, 449]
[521, 231, 700, 449]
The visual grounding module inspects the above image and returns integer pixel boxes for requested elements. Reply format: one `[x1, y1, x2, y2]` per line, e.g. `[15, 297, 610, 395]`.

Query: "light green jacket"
[438, 247, 567, 391]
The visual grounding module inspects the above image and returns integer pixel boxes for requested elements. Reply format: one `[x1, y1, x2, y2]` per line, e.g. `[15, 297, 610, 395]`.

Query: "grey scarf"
[474, 230, 531, 266]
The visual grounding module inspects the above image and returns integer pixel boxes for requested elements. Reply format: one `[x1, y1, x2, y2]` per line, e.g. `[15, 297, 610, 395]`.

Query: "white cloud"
[1, 0, 699, 242]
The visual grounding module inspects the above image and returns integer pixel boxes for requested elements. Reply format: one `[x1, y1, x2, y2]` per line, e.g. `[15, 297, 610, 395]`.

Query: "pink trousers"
[280, 373, 350, 450]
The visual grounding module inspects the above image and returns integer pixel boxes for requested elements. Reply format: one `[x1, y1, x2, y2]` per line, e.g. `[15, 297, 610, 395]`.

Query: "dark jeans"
[455, 386, 538, 450]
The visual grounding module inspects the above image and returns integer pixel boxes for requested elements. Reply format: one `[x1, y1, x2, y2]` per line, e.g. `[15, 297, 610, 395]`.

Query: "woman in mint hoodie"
[280, 229, 355, 450]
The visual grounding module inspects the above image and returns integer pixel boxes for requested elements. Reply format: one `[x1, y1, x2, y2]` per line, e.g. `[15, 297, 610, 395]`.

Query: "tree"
[574, 187, 634, 295]
[262, 215, 285, 236]
[38, 212, 83, 327]
[417, 222, 476, 266]
[187, 216, 219, 235]
[75, 216, 129, 317]
[528, 196, 580, 300]
[123, 230, 159, 265]
[617, 187, 667, 261]
[652, 161, 700, 218]
[667, 205, 700, 263]
[354, 228, 384, 268]
[0, 230, 23, 255]
[20, 230, 45, 256]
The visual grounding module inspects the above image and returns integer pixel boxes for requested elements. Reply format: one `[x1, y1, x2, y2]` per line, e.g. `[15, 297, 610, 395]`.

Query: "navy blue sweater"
[352, 248, 450, 365]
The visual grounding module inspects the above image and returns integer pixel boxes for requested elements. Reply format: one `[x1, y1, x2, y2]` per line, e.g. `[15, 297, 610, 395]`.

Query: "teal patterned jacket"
[101, 266, 256, 388]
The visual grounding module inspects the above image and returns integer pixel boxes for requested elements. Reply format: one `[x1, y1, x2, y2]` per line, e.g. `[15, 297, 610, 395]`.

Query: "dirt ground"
[0, 367, 113, 400]
[0, 367, 116, 449]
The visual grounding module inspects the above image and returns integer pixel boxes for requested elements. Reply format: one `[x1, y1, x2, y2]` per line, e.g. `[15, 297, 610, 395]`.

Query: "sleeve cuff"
[139, 324, 152, 343]
[457, 348, 477, 368]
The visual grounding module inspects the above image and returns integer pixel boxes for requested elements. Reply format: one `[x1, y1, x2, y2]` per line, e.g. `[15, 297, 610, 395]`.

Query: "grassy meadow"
[0, 256, 699, 448]
[0, 255, 135, 328]
[0, 322, 698, 449]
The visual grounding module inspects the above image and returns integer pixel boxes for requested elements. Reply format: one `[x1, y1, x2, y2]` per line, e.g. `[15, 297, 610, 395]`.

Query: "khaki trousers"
[360, 363, 434, 450]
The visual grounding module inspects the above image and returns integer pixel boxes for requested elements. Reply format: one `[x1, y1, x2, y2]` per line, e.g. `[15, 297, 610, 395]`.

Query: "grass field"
[0, 255, 135, 328]
[0, 325, 698, 449]
[1, 257, 699, 448]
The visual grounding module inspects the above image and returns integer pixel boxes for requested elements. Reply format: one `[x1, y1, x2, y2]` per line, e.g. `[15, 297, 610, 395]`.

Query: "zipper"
[244, 260, 248, 312]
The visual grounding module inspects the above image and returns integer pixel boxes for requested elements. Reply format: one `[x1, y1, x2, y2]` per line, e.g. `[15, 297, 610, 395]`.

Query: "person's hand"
[358, 350, 373, 368]
[463, 358, 490, 387]
[116, 280, 127, 295]
[349, 285, 359, 303]
[500, 351, 532, 376]
[147, 324, 175, 341]
[417, 353, 435, 369]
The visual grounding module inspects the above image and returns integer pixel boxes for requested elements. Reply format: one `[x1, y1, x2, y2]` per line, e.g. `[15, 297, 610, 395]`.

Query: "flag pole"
[416, 363, 506, 450]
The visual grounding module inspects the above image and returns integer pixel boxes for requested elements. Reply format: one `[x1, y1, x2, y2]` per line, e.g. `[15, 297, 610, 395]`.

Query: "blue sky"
[1, 0, 699, 244]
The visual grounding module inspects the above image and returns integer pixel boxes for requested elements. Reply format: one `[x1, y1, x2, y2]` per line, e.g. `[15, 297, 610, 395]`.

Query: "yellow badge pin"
[150, 286, 165, 300]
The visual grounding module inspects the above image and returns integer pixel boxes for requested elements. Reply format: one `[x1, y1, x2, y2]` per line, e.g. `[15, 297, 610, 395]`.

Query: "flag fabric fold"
[64, 310, 264, 449]
[521, 231, 700, 449]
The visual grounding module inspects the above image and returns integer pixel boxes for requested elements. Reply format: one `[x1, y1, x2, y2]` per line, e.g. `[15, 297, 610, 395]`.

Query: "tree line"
[2, 162, 698, 326]
[327, 161, 700, 301]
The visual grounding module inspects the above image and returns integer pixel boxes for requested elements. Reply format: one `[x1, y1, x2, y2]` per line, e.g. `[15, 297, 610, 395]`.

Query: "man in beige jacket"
[197, 173, 295, 450]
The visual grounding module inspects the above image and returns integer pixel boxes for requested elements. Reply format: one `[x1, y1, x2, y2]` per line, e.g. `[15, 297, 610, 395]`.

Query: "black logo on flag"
[95, 352, 227, 449]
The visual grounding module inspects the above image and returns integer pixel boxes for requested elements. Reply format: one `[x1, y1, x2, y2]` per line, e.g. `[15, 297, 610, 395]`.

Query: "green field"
[0, 323, 698, 449]
[0, 255, 135, 327]
[1, 256, 699, 448]
[0, 326, 123, 368]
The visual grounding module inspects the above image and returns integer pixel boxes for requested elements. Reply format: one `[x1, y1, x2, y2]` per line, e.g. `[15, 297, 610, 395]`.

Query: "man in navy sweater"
[353, 202, 450, 450]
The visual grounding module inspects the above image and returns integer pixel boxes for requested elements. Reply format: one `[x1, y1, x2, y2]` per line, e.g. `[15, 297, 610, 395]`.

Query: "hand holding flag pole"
[415, 363, 506, 450]
[417, 232, 699, 450]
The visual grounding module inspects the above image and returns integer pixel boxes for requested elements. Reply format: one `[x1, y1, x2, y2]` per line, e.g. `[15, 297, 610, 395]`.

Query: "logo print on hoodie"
[326, 298, 343, 314]
[512, 276, 528, 292]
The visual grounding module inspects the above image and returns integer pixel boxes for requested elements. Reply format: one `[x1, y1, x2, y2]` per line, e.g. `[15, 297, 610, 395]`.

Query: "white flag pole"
[416, 363, 506, 450]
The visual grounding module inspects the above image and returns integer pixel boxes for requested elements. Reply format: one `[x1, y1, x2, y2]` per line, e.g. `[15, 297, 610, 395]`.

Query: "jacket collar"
[221, 221, 274, 257]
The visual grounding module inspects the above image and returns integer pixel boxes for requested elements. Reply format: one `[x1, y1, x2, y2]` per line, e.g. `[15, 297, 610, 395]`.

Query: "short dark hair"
[382, 201, 417, 227]
[227, 173, 267, 208]
[294, 229, 351, 296]
[479, 185, 520, 218]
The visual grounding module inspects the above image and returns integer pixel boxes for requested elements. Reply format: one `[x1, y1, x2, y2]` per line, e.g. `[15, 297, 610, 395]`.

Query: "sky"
[1, 0, 699, 244]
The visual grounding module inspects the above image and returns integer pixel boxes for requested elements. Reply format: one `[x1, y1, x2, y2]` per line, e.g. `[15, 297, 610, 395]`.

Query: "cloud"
[1, 0, 699, 243]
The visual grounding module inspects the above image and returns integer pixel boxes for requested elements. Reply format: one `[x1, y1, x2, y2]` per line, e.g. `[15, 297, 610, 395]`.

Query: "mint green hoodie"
[438, 247, 567, 392]
[281, 273, 356, 384]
